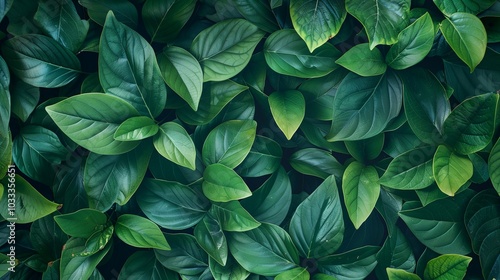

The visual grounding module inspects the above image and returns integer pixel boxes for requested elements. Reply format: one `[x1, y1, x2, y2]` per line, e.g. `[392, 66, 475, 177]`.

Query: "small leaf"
[210, 201, 261, 232]
[290, 148, 344, 179]
[202, 163, 252, 202]
[154, 234, 208, 276]
[115, 214, 171, 250]
[194, 214, 228, 266]
[153, 122, 196, 170]
[386, 268, 422, 280]
[268, 90, 305, 140]
[114, 116, 159, 141]
[275, 267, 310, 280]
[433, 145, 473, 196]
[423, 254, 472, 280]
[235, 135, 283, 177]
[59, 237, 111, 280]
[336, 43, 387, 76]
[54, 208, 107, 238]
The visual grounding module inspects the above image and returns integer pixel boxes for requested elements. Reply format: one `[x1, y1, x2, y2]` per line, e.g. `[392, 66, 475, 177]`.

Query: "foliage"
[0, 0, 499, 279]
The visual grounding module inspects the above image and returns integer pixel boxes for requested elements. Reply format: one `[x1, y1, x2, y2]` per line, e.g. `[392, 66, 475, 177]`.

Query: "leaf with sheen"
[433, 145, 473, 196]
[99, 11, 166, 118]
[158, 46, 203, 110]
[433, 0, 496, 16]
[327, 71, 403, 141]
[345, 0, 410, 49]
[228, 223, 299, 276]
[191, 19, 265, 82]
[114, 116, 158, 141]
[318, 246, 380, 280]
[289, 175, 344, 258]
[209, 255, 250, 280]
[443, 93, 499, 155]
[490, 138, 500, 195]
[268, 90, 305, 140]
[153, 122, 196, 170]
[290, 0, 346, 52]
[336, 43, 387, 76]
[342, 161, 380, 229]
[386, 13, 434, 70]
[203, 163, 252, 202]
[235, 135, 283, 177]
[46, 93, 140, 155]
[276, 267, 310, 280]
[290, 148, 344, 179]
[386, 268, 421, 280]
[0, 0, 13, 22]
[423, 254, 472, 280]
[59, 237, 111, 280]
[10, 79, 40, 122]
[264, 29, 340, 78]
[194, 214, 228, 266]
[154, 234, 208, 276]
[78, 0, 138, 28]
[1, 34, 81, 88]
[210, 201, 260, 232]
[440, 13, 487, 72]
[54, 209, 107, 238]
[115, 214, 170, 250]
[136, 178, 210, 230]
[233, 0, 279, 33]
[118, 251, 177, 280]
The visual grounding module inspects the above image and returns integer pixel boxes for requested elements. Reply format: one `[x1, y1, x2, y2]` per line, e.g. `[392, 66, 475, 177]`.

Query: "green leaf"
[400, 68, 450, 145]
[202, 120, 257, 168]
[327, 71, 402, 141]
[336, 43, 387, 76]
[443, 93, 499, 155]
[81, 73, 103, 93]
[155, 234, 208, 276]
[342, 161, 380, 229]
[345, 0, 410, 49]
[191, 19, 265, 82]
[379, 146, 436, 190]
[423, 254, 472, 280]
[0, 0, 13, 23]
[228, 223, 299, 276]
[203, 163, 252, 202]
[75, 224, 114, 257]
[0, 174, 60, 223]
[1, 34, 81, 88]
[194, 214, 228, 266]
[386, 268, 422, 280]
[158, 46, 203, 111]
[433, 0, 496, 16]
[115, 214, 170, 250]
[264, 29, 340, 78]
[440, 13, 487, 72]
[290, 0, 346, 52]
[345, 133, 385, 162]
[318, 246, 380, 280]
[54, 208, 107, 238]
[276, 267, 310, 280]
[52, 161, 88, 214]
[59, 237, 111, 280]
[30, 213, 69, 261]
[386, 13, 435, 70]
[268, 90, 305, 140]
[33, 0, 89, 53]
[233, 0, 279, 33]
[209, 255, 250, 280]
[153, 122, 196, 170]
[84, 142, 152, 211]
[235, 135, 283, 177]
[136, 178, 210, 230]
[142, 0, 196, 43]
[0, 56, 10, 139]
[376, 228, 416, 278]
[78, 0, 138, 28]
[46, 93, 140, 155]
[118, 251, 177, 280]
[99, 11, 166, 118]
[10, 79, 40, 122]
[433, 145, 473, 196]
[114, 116, 158, 141]
[489, 138, 500, 195]
[148, 149, 204, 185]
[210, 201, 261, 232]
[0, 132, 11, 182]
[289, 175, 344, 258]
[290, 148, 344, 179]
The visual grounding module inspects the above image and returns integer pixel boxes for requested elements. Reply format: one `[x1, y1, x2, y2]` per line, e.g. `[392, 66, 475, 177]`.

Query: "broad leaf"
[386, 268, 421, 280]
[0, 0, 12, 23]
[99, 11, 166, 118]
[10, 79, 40, 122]
[342, 161, 380, 229]
[440, 13, 487, 72]
[46, 93, 140, 155]
[155, 234, 208, 276]
[194, 214, 228, 266]
[490, 138, 500, 195]
[54, 208, 107, 238]
[233, 0, 279, 33]
[336, 43, 387, 76]
[209, 255, 250, 280]
[202, 163, 252, 202]
[115, 214, 170, 250]
[276, 267, 310, 280]
[423, 254, 472, 280]
[78, 0, 138, 28]
[289, 175, 344, 258]
[268, 90, 305, 140]
[345, 0, 410, 49]
[318, 246, 380, 280]
[210, 201, 261, 232]
[59, 237, 111, 280]
[191, 19, 265, 82]
[2, 34, 81, 88]
[114, 116, 158, 141]
[235, 135, 283, 177]
[433, 145, 473, 196]
[290, 148, 344, 179]
[264, 29, 340, 78]
[290, 0, 346, 52]
[153, 122, 196, 170]
[376, 228, 416, 278]
[118, 251, 177, 280]
[345, 133, 385, 162]
[433, 0, 496, 16]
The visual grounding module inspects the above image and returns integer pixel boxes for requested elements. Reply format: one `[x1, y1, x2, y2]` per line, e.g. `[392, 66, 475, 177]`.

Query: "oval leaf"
[423, 254, 472, 280]
[336, 43, 387, 76]
[194, 214, 228, 266]
[276, 267, 310, 280]
[153, 122, 196, 170]
[202, 163, 252, 202]
[54, 208, 107, 238]
[210, 201, 261, 232]
[114, 116, 159, 141]
[433, 145, 473, 196]
[268, 90, 305, 140]
[115, 214, 171, 250]
[489, 138, 500, 195]
[118, 251, 177, 280]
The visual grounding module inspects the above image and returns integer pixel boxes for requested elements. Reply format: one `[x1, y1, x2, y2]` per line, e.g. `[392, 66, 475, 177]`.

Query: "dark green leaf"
[81, 73, 103, 93]
[203, 163, 252, 202]
[434, 0, 496, 16]
[423, 254, 472, 280]
[490, 138, 500, 195]
[235, 135, 282, 177]
[54, 208, 107, 238]
[0, 56, 10, 138]
[74, 224, 113, 257]
[194, 214, 228, 265]
[209, 255, 250, 280]
[78, 0, 138, 28]
[233, 0, 279, 33]
[318, 246, 380, 280]
[118, 251, 177, 280]
[154, 122, 196, 170]
[290, 148, 344, 179]
[155, 234, 208, 276]
[433, 145, 473, 196]
[59, 237, 111, 280]
[30, 213, 68, 261]
[345, 133, 385, 162]
[375, 228, 415, 278]
[52, 161, 88, 214]
[210, 201, 261, 232]
[115, 214, 170, 250]
[148, 149, 204, 185]
[336, 43, 387, 76]
[10, 79, 40, 122]
[0, 0, 13, 22]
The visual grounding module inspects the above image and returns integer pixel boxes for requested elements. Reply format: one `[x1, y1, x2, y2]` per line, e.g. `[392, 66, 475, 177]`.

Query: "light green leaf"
[202, 120, 256, 168]
[194, 214, 228, 266]
[290, 175, 344, 258]
[342, 161, 380, 229]
[290, 0, 346, 52]
[1, 34, 81, 88]
[264, 29, 340, 78]
[423, 254, 472, 280]
[433, 0, 496, 16]
[191, 19, 265, 82]
[154, 122, 196, 170]
[46, 93, 140, 155]
[276, 267, 310, 280]
[203, 163, 252, 202]
[268, 90, 305, 140]
[0, 175, 60, 223]
[345, 0, 410, 49]
[386, 268, 421, 280]
[210, 201, 261, 232]
[386, 13, 435, 70]
[336, 43, 387, 76]
[114, 116, 158, 141]
[327, 71, 402, 141]
[209, 255, 250, 280]
[118, 251, 177, 280]
[115, 214, 170, 250]
[158, 46, 203, 111]
[433, 145, 473, 196]
[99, 11, 166, 118]
[54, 208, 107, 238]
[440, 12, 487, 72]
[489, 138, 500, 195]
[59, 237, 111, 280]
[78, 0, 138, 28]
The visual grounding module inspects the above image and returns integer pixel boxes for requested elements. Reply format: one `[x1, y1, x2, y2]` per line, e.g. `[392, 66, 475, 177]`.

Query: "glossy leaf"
[78, 0, 138, 28]
[433, 0, 496, 16]
[290, 148, 344, 179]
[386, 268, 421, 280]
[490, 138, 500, 195]
[118, 251, 177, 280]
[155, 234, 208, 276]
[423, 254, 472, 280]
[290, 0, 346, 52]
[210, 201, 261, 232]
[318, 246, 380, 280]
[54, 208, 106, 239]
[235, 135, 282, 177]
[209, 255, 250, 280]
[10, 79, 40, 122]
[233, 0, 279, 33]
[203, 163, 252, 202]
[336, 43, 387, 76]
[194, 214, 228, 265]
[115, 214, 170, 250]
[275, 267, 310, 280]
[268, 90, 305, 140]
[154, 122, 196, 170]
[376, 228, 416, 278]
[345, 133, 385, 162]
[433, 145, 473, 196]
[114, 116, 158, 141]
[59, 237, 111, 280]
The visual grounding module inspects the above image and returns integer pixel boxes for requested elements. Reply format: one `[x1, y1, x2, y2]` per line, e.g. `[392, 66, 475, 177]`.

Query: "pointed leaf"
[115, 214, 170, 250]
[154, 122, 196, 170]
[203, 163, 252, 202]
[118, 251, 177, 280]
[209, 255, 250, 280]
[276, 267, 310, 280]
[423, 254, 472, 280]
[235, 135, 283, 177]
[155, 234, 208, 276]
[433, 0, 496, 16]
[489, 138, 500, 195]
[433, 145, 473, 196]
[336, 43, 387, 76]
[386, 268, 421, 280]
[114, 116, 158, 141]
[210, 201, 261, 232]
[54, 209, 107, 238]
[78, 0, 138, 28]
[268, 90, 305, 140]
[59, 237, 111, 280]
[194, 214, 228, 266]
